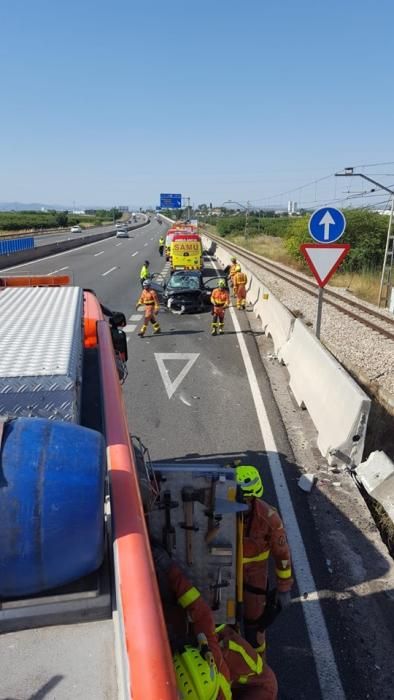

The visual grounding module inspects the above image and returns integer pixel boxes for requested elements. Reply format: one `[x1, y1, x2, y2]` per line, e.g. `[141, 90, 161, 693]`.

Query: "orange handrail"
[83, 291, 103, 348]
[97, 321, 177, 700]
[0, 275, 71, 287]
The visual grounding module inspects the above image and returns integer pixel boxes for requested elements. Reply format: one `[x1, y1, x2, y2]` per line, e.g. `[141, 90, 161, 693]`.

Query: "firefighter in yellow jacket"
[236, 466, 293, 655]
[233, 264, 247, 310]
[228, 257, 238, 296]
[136, 280, 160, 337]
[210, 279, 229, 336]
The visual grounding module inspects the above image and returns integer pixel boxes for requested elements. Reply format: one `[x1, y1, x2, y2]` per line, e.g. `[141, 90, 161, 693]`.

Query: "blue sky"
[1, 0, 393, 209]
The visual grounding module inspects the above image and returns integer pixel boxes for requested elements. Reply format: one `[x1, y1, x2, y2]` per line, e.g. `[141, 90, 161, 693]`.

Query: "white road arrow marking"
[319, 210, 335, 240]
[155, 352, 199, 399]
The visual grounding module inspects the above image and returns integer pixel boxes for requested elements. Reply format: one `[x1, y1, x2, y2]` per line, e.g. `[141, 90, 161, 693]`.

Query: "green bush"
[283, 210, 388, 272]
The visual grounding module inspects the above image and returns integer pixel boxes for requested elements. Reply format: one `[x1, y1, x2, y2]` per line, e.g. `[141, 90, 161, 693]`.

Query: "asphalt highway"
[0, 219, 388, 700]
[29, 215, 146, 247]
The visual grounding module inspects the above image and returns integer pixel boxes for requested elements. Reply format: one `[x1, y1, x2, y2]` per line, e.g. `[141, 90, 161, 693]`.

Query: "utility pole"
[244, 201, 251, 238]
[335, 167, 394, 308]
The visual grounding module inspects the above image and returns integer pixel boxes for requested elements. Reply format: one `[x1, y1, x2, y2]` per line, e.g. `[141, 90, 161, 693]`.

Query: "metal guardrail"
[0, 237, 34, 255]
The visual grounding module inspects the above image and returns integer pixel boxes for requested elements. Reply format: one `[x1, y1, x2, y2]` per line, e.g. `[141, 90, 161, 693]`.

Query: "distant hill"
[0, 202, 66, 211]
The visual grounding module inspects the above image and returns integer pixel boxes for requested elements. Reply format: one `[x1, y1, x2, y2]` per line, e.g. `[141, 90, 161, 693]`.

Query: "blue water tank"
[0, 418, 106, 597]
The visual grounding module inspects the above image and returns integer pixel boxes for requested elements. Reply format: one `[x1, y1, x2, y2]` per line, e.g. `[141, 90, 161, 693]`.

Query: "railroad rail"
[206, 231, 394, 342]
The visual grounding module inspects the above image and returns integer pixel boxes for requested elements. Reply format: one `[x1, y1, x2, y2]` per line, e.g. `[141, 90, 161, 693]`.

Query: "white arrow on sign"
[319, 210, 335, 241]
[155, 353, 199, 399]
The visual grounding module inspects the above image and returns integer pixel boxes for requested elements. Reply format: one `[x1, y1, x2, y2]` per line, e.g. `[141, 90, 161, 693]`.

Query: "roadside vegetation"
[207, 209, 388, 305]
[0, 209, 123, 235]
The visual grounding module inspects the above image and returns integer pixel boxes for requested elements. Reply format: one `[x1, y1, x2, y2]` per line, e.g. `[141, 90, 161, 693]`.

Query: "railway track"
[206, 231, 394, 342]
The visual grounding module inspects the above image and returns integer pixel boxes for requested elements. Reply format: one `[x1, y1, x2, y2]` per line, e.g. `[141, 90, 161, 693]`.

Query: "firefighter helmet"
[235, 264, 241, 272]
[235, 466, 264, 498]
[173, 646, 220, 700]
[218, 279, 226, 288]
[143, 279, 151, 288]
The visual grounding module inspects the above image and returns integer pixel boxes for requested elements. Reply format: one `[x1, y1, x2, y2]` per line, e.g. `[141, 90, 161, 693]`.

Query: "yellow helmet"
[235, 264, 241, 272]
[235, 466, 263, 498]
[218, 279, 226, 288]
[173, 646, 219, 700]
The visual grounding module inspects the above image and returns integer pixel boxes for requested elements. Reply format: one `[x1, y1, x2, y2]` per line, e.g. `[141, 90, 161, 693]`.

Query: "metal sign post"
[316, 288, 324, 339]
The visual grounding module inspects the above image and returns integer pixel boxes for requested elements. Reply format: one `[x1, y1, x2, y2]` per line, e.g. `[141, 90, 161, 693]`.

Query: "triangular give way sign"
[300, 243, 350, 287]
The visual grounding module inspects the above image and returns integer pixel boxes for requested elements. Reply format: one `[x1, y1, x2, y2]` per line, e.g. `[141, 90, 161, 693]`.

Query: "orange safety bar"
[83, 291, 104, 348]
[96, 320, 177, 700]
[0, 275, 72, 287]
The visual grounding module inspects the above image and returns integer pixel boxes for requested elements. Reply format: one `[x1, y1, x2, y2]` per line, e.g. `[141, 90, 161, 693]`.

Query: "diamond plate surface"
[0, 287, 83, 422]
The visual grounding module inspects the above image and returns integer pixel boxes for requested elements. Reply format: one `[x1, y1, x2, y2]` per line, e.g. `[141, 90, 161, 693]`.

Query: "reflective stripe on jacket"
[218, 625, 264, 686]
[234, 271, 247, 286]
[211, 288, 229, 307]
[137, 289, 159, 310]
[243, 498, 293, 592]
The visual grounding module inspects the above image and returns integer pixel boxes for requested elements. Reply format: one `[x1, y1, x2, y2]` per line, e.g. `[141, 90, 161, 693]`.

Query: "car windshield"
[167, 274, 200, 290]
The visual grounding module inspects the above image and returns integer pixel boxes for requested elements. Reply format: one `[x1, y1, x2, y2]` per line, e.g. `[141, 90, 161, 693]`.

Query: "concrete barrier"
[356, 451, 394, 521]
[255, 289, 294, 361]
[280, 318, 370, 465]
[198, 230, 371, 467]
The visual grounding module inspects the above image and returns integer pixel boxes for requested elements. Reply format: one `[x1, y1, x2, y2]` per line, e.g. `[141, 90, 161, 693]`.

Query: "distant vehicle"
[116, 229, 129, 238]
[70, 225, 82, 233]
[115, 222, 123, 228]
[150, 270, 228, 314]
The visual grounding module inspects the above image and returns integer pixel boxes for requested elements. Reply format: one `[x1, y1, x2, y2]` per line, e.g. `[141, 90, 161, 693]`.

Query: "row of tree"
[0, 209, 122, 232]
[215, 210, 389, 272]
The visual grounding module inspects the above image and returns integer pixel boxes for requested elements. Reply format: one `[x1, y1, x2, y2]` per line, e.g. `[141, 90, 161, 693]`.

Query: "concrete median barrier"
[356, 451, 394, 521]
[280, 318, 370, 465]
[0, 220, 149, 270]
[255, 289, 294, 361]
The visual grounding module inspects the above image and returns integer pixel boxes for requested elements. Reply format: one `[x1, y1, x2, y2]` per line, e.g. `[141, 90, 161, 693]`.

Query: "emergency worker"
[136, 280, 160, 337]
[210, 279, 229, 336]
[233, 265, 247, 310]
[152, 545, 278, 700]
[159, 236, 165, 256]
[139, 260, 150, 287]
[236, 466, 293, 655]
[229, 257, 238, 295]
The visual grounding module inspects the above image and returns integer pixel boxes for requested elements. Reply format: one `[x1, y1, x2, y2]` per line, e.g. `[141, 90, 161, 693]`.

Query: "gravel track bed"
[242, 256, 394, 397]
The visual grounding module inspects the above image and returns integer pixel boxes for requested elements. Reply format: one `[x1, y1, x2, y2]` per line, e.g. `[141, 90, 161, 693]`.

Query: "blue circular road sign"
[308, 207, 346, 243]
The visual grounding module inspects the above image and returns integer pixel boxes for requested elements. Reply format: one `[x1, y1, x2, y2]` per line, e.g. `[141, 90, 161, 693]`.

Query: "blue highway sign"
[160, 193, 182, 209]
[308, 207, 346, 243]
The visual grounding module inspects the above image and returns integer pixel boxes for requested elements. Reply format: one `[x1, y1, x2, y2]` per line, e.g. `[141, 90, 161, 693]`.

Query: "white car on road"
[116, 229, 129, 238]
[70, 225, 82, 233]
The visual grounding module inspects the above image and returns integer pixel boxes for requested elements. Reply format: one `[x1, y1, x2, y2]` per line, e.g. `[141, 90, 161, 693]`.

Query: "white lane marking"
[123, 324, 137, 333]
[94, 251, 104, 257]
[115, 242, 123, 247]
[47, 266, 69, 275]
[150, 237, 154, 241]
[155, 353, 199, 399]
[213, 254, 345, 698]
[144, 243, 148, 247]
[0, 236, 114, 272]
[131, 251, 139, 257]
[102, 266, 117, 277]
[129, 314, 143, 321]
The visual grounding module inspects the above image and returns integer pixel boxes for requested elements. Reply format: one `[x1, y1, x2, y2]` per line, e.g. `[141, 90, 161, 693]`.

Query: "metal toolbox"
[148, 463, 246, 625]
[0, 287, 83, 422]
